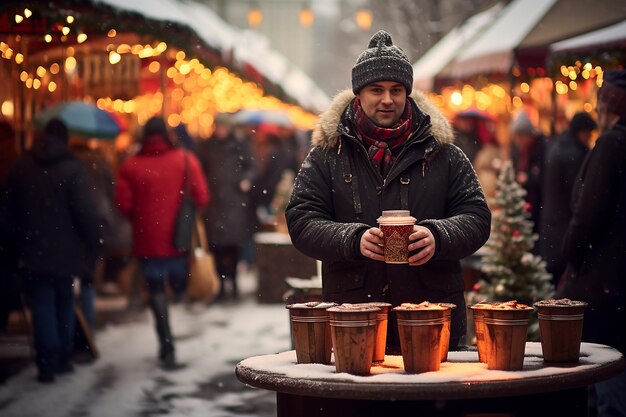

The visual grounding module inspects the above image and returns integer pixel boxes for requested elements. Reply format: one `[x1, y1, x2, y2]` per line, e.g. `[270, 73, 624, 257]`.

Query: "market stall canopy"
[550, 19, 626, 53]
[442, 0, 556, 79]
[441, 0, 626, 80]
[412, 2, 503, 91]
[519, 0, 626, 50]
[516, 0, 626, 69]
[234, 31, 330, 113]
[94, 0, 235, 52]
[94, 0, 329, 113]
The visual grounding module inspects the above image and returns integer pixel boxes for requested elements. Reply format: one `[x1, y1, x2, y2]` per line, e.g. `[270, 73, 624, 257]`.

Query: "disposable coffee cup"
[377, 210, 416, 264]
[534, 299, 587, 363]
[286, 302, 337, 364]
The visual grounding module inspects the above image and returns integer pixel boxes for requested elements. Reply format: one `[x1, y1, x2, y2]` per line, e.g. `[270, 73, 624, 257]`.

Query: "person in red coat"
[116, 116, 209, 368]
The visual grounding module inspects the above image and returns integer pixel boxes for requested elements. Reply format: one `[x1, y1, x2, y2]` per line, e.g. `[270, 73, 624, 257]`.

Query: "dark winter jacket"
[2, 135, 101, 279]
[286, 90, 491, 350]
[116, 136, 210, 258]
[539, 130, 588, 283]
[198, 134, 256, 246]
[73, 145, 132, 253]
[556, 120, 626, 354]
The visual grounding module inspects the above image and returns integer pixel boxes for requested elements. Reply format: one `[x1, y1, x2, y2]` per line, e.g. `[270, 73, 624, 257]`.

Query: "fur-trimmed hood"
[311, 89, 454, 148]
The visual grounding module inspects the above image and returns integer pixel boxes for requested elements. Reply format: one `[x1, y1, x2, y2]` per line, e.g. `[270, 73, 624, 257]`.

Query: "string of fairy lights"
[427, 63, 606, 122]
[0, 4, 318, 138]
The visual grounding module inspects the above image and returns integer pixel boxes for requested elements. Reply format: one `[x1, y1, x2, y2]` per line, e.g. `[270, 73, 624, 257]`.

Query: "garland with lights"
[1, 0, 294, 107]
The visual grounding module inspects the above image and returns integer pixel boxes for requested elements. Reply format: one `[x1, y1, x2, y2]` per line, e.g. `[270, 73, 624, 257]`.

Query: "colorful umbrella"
[34, 101, 122, 140]
[232, 109, 292, 127]
[454, 108, 495, 121]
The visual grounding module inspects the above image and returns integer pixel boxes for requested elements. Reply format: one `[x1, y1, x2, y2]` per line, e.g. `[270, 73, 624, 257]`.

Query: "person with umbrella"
[34, 101, 122, 140]
[1, 119, 102, 383]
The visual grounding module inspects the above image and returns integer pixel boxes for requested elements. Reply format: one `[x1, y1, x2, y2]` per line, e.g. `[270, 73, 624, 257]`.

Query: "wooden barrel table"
[236, 342, 625, 417]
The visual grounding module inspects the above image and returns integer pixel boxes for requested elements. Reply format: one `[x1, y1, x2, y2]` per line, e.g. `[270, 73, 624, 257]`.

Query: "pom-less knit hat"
[598, 70, 626, 118]
[143, 116, 175, 146]
[352, 30, 413, 94]
[569, 112, 596, 135]
[510, 112, 537, 136]
[144, 116, 168, 138]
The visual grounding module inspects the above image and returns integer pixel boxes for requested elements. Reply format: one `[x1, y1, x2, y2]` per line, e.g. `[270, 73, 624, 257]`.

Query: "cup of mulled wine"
[353, 302, 392, 363]
[469, 302, 502, 363]
[394, 302, 449, 373]
[437, 303, 456, 362]
[286, 301, 337, 364]
[327, 304, 380, 375]
[483, 300, 534, 371]
[534, 299, 587, 363]
[377, 210, 416, 264]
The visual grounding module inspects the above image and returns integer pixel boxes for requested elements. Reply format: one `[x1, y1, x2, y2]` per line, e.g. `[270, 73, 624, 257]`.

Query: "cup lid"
[377, 210, 416, 225]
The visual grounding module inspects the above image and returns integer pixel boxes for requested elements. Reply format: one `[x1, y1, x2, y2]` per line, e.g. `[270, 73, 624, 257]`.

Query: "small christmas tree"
[471, 161, 554, 339]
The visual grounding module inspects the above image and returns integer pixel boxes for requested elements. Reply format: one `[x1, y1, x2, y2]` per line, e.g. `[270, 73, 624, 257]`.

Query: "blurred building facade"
[201, 0, 498, 96]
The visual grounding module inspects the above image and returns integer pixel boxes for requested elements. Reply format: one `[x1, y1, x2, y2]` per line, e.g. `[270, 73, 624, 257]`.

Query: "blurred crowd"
[0, 112, 307, 380]
[0, 71, 624, 386]
[452, 105, 598, 284]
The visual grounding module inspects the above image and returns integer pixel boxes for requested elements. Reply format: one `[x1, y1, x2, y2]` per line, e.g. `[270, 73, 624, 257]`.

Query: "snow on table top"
[239, 342, 623, 385]
[253, 232, 293, 245]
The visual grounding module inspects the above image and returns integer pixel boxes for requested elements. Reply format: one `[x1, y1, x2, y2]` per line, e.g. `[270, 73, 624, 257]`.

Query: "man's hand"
[360, 227, 385, 261]
[408, 225, 436, 266]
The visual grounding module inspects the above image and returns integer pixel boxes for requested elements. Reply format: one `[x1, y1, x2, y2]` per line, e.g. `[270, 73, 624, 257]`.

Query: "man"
[198, 114, 256, 301]
[557, 70, 626, 417]
[286, 31, 491, 353]
[116, 116, 209, 368]
[540, 112, 596, 285]
[2, 119, 101, 383]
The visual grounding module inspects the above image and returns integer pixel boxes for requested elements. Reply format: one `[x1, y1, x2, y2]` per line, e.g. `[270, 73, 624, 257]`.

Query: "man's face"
[596, 99, 619, 133]
[356, 81, 407, 128]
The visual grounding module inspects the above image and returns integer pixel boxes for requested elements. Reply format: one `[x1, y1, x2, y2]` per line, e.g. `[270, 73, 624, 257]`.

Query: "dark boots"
[149, 293, 176, 368]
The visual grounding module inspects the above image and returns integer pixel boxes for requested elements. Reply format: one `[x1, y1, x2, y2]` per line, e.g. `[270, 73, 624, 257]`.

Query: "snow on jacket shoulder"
[116, 136, 210, 258]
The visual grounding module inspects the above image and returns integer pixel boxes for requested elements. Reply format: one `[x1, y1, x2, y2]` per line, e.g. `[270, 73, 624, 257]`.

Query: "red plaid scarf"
[353, 98, 413, 178]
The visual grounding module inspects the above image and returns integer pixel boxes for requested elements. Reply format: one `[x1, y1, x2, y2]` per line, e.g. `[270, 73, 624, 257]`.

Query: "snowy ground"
[0, 271, 291, 417]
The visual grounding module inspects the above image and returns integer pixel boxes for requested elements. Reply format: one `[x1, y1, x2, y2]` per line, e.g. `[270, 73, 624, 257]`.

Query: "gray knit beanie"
[510, 112, 537, 135]
[352, 30, 413, 94]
